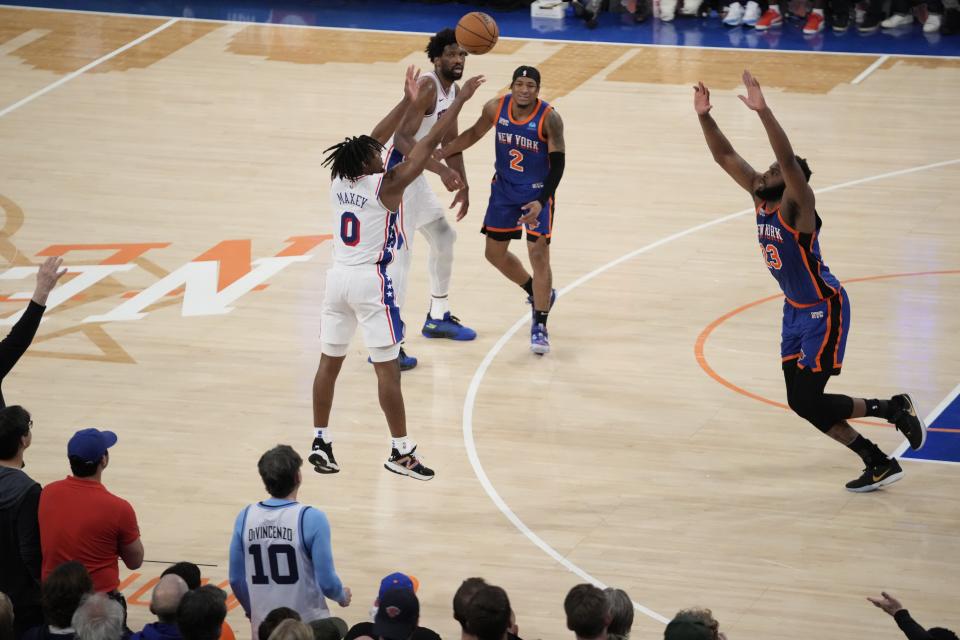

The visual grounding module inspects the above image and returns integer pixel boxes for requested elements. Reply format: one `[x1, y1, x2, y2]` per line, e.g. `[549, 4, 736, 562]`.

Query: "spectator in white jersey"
[229, 446, 351, 638]
[308, 66, 484, 481]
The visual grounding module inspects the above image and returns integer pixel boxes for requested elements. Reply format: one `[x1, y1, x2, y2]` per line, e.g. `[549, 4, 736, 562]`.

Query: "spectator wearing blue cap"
[344, 575, 438, 640]
[38, 428, 143, 594]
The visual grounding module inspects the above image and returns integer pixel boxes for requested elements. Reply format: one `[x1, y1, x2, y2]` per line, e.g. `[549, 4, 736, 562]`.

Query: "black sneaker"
[858, 13, 882, 31]
[384, 445, 435, 481]
[308, 438, 339, 474]
[845, 458, 904, 492]
[833, 11, 850, 31]
[890, 394, 927, 450]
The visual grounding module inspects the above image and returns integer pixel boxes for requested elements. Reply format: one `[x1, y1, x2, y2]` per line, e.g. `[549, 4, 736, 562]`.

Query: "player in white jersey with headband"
[309, 66, 484, 480]
[382, 29, 477, 371]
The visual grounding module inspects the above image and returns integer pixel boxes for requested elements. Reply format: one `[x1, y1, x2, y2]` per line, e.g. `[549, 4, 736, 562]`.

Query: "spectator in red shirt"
[38, 429, 144, 595]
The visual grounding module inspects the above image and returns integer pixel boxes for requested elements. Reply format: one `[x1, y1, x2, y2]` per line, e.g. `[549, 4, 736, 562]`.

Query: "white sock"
[392, 436, 414, 455]
[315, 428, 330, 443]
[429, 295, 450, 320]
[812, 7, 824, 14]
[769, 4, 781, 12]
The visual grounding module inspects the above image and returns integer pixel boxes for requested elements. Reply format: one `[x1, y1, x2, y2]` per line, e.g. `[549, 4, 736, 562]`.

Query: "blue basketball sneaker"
[421, 313, 477, 341]
[368, 346, 418, 371]
[526, 288, 557, 316]
[530, 322, 550, 355]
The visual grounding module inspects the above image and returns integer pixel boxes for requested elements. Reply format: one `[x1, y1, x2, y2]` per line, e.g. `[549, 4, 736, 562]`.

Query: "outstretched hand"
[867, 592, 905, 617]
[404, 65, 422, 103]
[33, 256, 67, 305]
[737, 70, 767, 111]
[693, 81, 712, 115]
[456, 75, 486, 102]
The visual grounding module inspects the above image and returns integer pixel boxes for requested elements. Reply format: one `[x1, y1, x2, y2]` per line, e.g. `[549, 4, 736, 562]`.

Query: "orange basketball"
[456, 12, 499, 55]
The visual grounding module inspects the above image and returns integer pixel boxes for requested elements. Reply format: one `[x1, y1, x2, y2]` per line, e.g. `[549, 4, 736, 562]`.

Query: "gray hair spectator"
[130, 574, 189, 640]
[868, 591, 958, 640]
[0, 256, 66, 409]
[465, 585, 515, 640]
[564, 585, 610, 640]
[268, 620, 313, 640]
[176, 586, 227, 640]
[1, 592, 13, 640]
[21, 561, 94, 640]
[603, 589, 633, 640]
[664, 608, 724, 640]
[0, 405, 43, 635]
[259, 608, 301, 640]
[72, 594, 124, 640]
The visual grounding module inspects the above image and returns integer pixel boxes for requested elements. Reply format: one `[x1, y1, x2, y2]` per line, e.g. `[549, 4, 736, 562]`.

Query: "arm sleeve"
[228, 508, 251, 615]
[0, 301, 45, 380]
[537, 152, 566, 207]
[17, 483, 43, 582]
[301, 507, 345, 602]
[895, 610, 933, 640]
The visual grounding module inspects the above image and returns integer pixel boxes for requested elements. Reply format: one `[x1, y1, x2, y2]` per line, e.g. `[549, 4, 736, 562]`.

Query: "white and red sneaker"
[803, 10, 825, 33]
[755, 7, 783, 29]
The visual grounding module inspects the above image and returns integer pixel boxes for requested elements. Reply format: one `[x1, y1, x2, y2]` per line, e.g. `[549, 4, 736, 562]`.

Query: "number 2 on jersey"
[340, 212, 360, 246]
[508, 149, 524, 172]
[762, 244, 782, 270]
[248, 544, 299, 585]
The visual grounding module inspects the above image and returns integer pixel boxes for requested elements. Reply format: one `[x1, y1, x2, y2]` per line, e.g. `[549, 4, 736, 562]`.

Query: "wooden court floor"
[1, 6, 959, 640]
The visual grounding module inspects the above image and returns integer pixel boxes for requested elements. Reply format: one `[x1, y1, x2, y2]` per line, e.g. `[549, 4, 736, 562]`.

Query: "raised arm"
[694, 82, 759, 194]
[370, 66, 421, 146]
[738, 71, 814, 209]
[379, 76, 485, 211]
[392, 78, 463, 191]
[436, 97, 499, 160]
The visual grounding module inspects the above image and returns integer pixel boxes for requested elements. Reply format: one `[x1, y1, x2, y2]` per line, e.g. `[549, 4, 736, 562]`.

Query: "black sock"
[533, 310, 549, 326]
[847, 434, 889, 467]
[864, 399, 895, 421]
[521, 278, 534, 296]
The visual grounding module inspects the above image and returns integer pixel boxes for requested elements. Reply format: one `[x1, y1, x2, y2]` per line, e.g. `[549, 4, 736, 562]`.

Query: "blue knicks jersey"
[757, 201, 841, 306]
[493, 95, 552, 198]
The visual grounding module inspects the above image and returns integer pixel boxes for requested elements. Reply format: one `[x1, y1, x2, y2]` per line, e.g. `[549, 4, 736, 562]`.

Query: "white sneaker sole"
[531, 343, 550, 355]
[384, 460, 434, 481]
[846, 470, 904, 493]
[308, 452, 340, 474]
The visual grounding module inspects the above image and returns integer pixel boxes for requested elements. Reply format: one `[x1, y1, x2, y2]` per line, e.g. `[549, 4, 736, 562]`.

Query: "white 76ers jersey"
[242, 503, 329, 634]
[330, 174, 400, 267]
[413, 71, 457, 141]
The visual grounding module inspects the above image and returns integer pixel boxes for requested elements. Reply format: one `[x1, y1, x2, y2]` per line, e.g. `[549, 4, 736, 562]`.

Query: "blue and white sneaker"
[368, 347, 418, 371]
[421, 313, 477, 341]
[531, 323, 550, 355]
[526, 288, 557, 314]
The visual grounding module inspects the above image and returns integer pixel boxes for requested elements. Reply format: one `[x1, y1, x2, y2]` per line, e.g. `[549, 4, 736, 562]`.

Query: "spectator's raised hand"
[693, 82, 712, 116]
[867, 591, 904, 617]
[33, 256, 67, 306]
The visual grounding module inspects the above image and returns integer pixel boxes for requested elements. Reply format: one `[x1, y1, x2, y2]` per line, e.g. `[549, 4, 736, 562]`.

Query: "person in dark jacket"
[0, 256, 66, 409]
[130, 575, 189, 640]
[868, 592, 958, 640]
[0, 405, 42, 636]
[21, 561, 94, 640]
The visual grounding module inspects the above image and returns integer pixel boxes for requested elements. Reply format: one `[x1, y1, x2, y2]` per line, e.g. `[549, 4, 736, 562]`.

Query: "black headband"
[512, 65, 541, 86]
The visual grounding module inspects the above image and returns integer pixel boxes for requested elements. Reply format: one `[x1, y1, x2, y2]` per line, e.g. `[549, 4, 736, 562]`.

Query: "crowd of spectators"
[0, 259, 954, 640]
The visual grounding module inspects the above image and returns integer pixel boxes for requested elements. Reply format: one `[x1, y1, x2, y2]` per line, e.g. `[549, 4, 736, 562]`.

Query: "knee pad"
[321, 342, 349, 358]
[788, 370, 853, 433]
[368, 343, 401, 363]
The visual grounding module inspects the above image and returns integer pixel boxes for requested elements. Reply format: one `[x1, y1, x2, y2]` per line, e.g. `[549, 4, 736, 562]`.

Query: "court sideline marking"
[462, 156, 959, 624]
[851, 54, 890, 84]
[0, 17, 178, 119]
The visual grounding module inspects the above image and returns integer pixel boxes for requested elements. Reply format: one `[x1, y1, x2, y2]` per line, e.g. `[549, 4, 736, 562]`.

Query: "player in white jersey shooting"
[309, 66, 484, 481]
[383, 30, 477, 371]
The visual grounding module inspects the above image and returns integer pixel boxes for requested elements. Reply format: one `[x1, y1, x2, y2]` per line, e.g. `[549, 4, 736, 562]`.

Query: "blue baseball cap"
[378, 573, 418, 600]
[67, 428, 117, 463]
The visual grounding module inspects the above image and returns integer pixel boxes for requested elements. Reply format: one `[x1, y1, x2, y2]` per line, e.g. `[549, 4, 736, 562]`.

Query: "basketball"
[456, 12, 499, 55]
